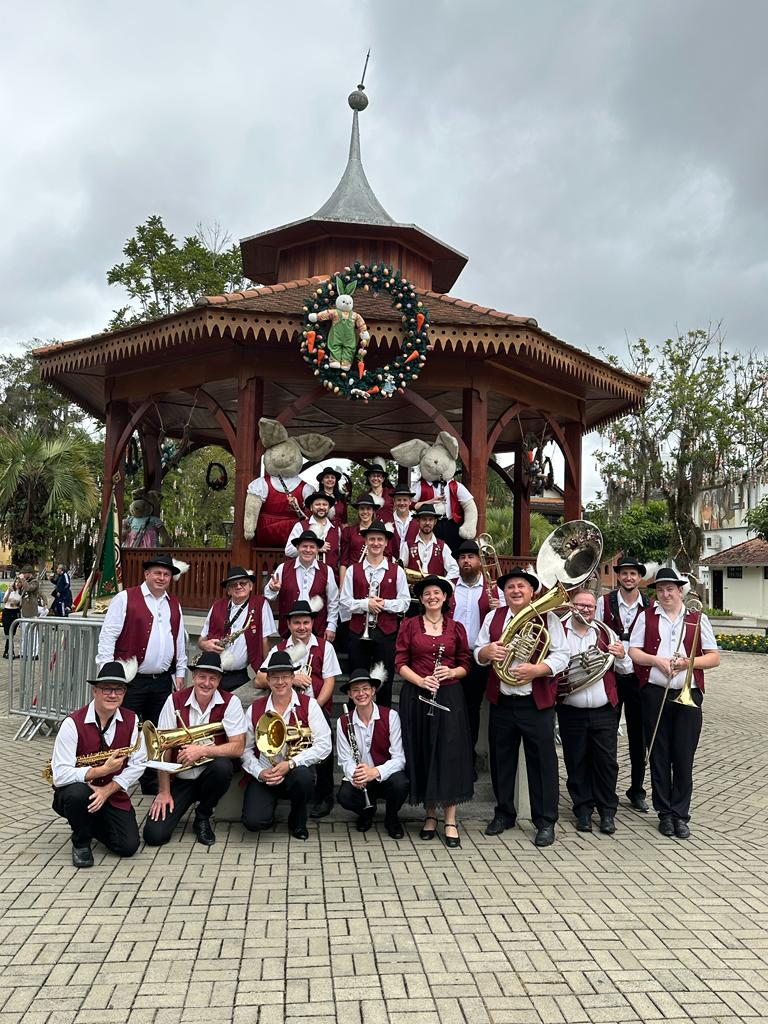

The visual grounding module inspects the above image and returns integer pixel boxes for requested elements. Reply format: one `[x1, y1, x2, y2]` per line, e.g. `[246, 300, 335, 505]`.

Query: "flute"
[343, 702, 372, 810]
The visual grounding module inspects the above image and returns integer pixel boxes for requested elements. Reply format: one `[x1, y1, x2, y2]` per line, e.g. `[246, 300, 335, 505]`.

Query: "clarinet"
[418, 643, 450, 715]
[343, 702, 373, 810]
[279, 475, 306, 521]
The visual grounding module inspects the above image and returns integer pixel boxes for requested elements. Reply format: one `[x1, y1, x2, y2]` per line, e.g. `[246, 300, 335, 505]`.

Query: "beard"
[460, 566, 480, 583]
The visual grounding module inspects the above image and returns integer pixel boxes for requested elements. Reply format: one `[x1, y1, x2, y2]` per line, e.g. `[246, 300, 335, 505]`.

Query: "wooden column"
[462, 387, 488, 534]
[139, 426, 163, 493]
[102, 399, 131, 522]
[232, 376, 263, 566]
[513, 444, 531, 557]
[563, 421, 583, 522]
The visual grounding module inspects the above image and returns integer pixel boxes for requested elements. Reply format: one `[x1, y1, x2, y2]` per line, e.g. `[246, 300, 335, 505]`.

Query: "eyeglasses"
[229, 581, 250, 589]
[96, 686, 127, 696]
[268, 673, 294, 682]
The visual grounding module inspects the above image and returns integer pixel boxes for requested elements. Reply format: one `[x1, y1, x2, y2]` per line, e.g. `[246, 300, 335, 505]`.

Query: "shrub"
[716, 633, 768, 653]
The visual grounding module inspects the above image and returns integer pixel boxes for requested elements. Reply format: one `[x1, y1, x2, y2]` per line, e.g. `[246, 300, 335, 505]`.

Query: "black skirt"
[399, 680, 474, 808]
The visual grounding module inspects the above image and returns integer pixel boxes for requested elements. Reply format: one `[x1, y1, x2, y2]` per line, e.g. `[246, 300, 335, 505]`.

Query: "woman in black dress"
[395, 575, 473, 848]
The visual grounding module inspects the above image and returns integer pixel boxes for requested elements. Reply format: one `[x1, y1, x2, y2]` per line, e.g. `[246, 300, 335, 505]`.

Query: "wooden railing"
[121, 547, 535, 610]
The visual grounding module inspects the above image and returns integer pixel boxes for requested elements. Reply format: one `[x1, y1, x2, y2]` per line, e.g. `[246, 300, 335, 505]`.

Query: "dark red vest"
[419, 479, 463, 524]
[342, 523, 367, 566]
[70, 705, 136, 811]
[560, 623, 618, 707]
[257, 476, 307, 547]
[278, 637, 332, 712]
[340, 706, 392, 766]
[277, 561, 329, 636]
[311, 520, 341, 574]
[114, 586, 182, 670]
[207, 594, 267, 671]
[484, 607, 556, 710]
[601, 591, 650, 641]
[250, 692, 311, 730]
[349, 561, 400, 635]
[633, 608, 705, 691]
[448, 580, 492, 622]
[406, 537, 449, 576]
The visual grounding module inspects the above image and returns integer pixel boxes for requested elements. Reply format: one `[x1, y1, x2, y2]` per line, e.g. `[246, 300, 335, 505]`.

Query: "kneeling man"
[143, 652, 247, 847]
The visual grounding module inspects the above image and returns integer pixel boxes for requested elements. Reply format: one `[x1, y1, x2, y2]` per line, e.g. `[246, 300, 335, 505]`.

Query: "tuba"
[494, 520, 603, 687]
[255, 710, 313, 763]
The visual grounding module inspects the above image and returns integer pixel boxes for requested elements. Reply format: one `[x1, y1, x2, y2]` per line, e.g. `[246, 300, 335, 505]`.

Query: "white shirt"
[561, 615, 633, 709]
[336, 705, 405, 783]
[264, 558, 339, 631]
[389, 513, 415, 546]
[285, 515, 338, 559]
[474, 606, 570, 696]
[414, 479, 472, 519]
[156, 687, 247, 781]
[247, 475, 312, 503]
[51, 703, 147, 790]
[97, 582, 187, 675]
[283, 633, 342, 678]
[404, 535, 459, 582]
[595, 589, 646, 652]
[241, 691, 331, 776]
[200, 599, 276, 672]
[339, 558, 411, 622]
[629, 605, 717, 690]
[452, 574, 501, 648]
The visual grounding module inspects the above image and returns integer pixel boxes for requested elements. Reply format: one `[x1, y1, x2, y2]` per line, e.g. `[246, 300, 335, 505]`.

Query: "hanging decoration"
[301, 260, 430, 401]
[125, 436, 141, 476]
[206, 461, 229, 492]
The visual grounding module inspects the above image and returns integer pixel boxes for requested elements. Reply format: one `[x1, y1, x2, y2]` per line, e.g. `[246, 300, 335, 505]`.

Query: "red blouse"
[395, 615, 470, 685]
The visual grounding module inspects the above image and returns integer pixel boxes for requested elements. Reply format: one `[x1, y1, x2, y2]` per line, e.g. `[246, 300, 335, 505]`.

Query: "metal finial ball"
[348, 88, 369, 111]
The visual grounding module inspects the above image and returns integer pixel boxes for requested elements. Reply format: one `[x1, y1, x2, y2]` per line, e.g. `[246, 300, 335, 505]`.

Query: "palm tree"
[0, 431, 100, 566]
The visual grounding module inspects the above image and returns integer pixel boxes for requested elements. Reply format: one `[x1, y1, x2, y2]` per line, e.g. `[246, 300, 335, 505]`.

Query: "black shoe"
[629, 794, 649, 812]
[674, 819, 691, 839]
[485, 814, 515, 836]
[385, 817, 405, 840]
[72, 845, 94, 868]
[599, 814, 616, 835]
[356, 812, 374, 833]
[443, 823, 461, 849]
[658, 817, 675, 837]
[419, 816, 438, 840]
[310, 797, 333, 819]
[534, 824, 555, 847]
[575, 814, 593, 832]
[2, 652, 7, 659]
[291, 825, 309, 840]
[194, 815, 216, 846]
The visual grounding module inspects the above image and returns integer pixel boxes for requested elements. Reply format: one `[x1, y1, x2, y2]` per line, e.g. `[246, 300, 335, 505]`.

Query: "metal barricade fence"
[9, 617, 103, 740]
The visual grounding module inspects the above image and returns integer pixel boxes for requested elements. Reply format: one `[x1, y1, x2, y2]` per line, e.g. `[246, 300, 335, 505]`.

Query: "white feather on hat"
[172, 559, 190, 576]
[116, 657, 138, 683]
[370, 661, 388, 686]
[287, 641, 309, 667]
[308, 595, 324, 613]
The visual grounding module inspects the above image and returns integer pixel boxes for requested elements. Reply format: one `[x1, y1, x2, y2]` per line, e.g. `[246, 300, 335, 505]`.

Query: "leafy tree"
[0, 432, 101, 565]
[107, 215, 249, 330]
[159, 447, 236, 547]
[484, 507, 553, 557]
[585, 499, 672, 564]
[0, 346, 88, 437]
[594, 327, 768, 572]
[744, 496, 768, 542]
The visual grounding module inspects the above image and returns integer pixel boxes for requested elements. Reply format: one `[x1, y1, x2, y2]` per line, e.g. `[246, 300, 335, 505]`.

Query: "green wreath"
[301, 260, 430, 400]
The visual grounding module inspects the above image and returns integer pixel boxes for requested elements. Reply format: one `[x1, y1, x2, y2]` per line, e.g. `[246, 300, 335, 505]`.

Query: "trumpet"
[361, 578, 380, 640]
[42, 735, 141, 786]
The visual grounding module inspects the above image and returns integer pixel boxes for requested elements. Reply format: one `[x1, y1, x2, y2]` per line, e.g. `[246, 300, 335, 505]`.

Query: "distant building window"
[727, 566, 743, 579]
[764, 566, 768, 581]
[706, 537, 712, 547]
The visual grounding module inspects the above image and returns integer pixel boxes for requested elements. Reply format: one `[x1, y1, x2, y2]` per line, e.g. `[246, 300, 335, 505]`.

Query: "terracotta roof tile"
[701, 537, 768, 566]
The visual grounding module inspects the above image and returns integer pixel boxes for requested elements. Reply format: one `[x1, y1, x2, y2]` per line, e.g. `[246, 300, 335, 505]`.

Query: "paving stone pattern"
[0, 652, 766, 1024]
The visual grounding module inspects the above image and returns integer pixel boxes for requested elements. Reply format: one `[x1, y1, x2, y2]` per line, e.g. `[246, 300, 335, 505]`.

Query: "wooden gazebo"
[34, 82, 647, 608]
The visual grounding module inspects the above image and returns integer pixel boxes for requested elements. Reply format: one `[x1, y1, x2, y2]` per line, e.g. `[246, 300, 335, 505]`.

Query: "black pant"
[488, 694, 559, 828]
[2, 607, 20, 656]
[219, 668, 250, 692]
[53, 783, 139, 855]
[617, 672, 647, 799]
[142, 758, 234, 846]
[348, 629, 396, 707]
[641, 684, 703, 822]
[337, 772, 409, 819]
[122, 671, 174, 793]
[461, 660, 489, 755]
[314, 710, 334, 802]
[241, 766, 314, 831]
[557, 702, 619, 817]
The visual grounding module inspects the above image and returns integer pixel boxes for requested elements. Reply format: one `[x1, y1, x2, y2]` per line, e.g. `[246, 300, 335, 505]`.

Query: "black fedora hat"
[614, 556, 647, 577]
[286, 600, 317, 619]
[87, 661, 133, 687]
[497, 567, 540, 591]
[653, 567, 686, 587]
[456, 540, 480, 555]
[340, 666, 385, 694]
[353, 492, 376, 507]
[191, 651, 224, 675]
[294, 529, 322, 546]
[365, 464, 388, 478]
[263, 650, 297, 674]
[316, 466, 342, 482]
[392, 485, 415, 498]
[221, 565, 255, 587]
[142, 552, 181, 575]
[304, 490, 336, 508]
[359, 519, 392, 536]
[413, 574, 454, 601]
[414, 503, 441, 518]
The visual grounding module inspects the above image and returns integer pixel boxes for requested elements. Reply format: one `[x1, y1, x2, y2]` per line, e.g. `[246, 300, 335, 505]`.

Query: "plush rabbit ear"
[334, 276, 345, 296]
[391, 439, 431, 467]
[346, 279, 357, 296]
[436, 431, 459, 461]
[295, 433, 335, 461]
[259, 417, 289, 448]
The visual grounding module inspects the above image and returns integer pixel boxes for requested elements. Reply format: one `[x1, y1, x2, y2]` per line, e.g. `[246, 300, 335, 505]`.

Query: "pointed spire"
[313, 65, 394, 226]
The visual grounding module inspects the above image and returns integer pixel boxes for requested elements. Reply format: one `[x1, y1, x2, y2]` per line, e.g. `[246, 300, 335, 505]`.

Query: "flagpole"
[81, 473, 121, 617]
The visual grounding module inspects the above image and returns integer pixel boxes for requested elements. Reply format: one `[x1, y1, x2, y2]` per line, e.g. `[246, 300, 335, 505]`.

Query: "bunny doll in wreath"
[308, 277, 370, 370]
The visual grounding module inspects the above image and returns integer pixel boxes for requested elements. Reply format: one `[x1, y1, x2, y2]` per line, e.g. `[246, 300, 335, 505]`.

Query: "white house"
[701, 537, 768, 617]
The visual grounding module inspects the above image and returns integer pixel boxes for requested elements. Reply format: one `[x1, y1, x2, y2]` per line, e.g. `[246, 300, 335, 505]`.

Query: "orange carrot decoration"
[306, 330, 316, 353]
[416, 312, 425, 332]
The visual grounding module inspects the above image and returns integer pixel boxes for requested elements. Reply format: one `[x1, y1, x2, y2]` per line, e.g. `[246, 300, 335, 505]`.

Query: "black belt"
[135, 670, 173, 680]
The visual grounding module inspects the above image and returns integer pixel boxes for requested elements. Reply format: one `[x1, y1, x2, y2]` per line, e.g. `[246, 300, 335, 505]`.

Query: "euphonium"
[494, 581, 571, 685]
[255, 710, 313, 762]
[142, 714, 225, 771]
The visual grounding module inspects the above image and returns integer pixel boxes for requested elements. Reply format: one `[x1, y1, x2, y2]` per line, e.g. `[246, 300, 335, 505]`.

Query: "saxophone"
[43, 735, 141, 786]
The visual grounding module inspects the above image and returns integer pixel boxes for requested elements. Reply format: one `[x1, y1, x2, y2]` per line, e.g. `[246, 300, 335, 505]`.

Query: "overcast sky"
[2, 1, 765, 498]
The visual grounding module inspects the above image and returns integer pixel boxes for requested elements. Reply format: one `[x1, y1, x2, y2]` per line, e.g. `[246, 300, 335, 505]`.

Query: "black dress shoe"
[599, 814, 616, 835]
[291, 825, 309, 840]
[443, 824, 461, 849]
[629, 794, 649, 812]
[674, 819, 691, 839]
[194, 815, 216, 846]
[72, 845, 94, 868]
[575, 814, 593, 832]
[309, 797, 333, 819]
[485, 814, 514, 836]
[385, 817, 405, 840]
[658, 817, 675, 837]
[534, 824, 555, 847]
[420, 816, 438, 840]
[356, 812, 374, 833]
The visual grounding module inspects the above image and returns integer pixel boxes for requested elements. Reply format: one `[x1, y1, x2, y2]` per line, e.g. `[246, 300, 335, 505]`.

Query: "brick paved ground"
[0, 652, 766, 1024]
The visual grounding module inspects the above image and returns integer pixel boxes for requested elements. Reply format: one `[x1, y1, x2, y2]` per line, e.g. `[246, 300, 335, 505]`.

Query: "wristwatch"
[288, 758, 297, 771]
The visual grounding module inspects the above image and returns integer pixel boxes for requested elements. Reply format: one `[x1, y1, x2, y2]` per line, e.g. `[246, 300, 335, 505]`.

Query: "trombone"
[645, 597, 703, 762]
[477, 533, 502, 601]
